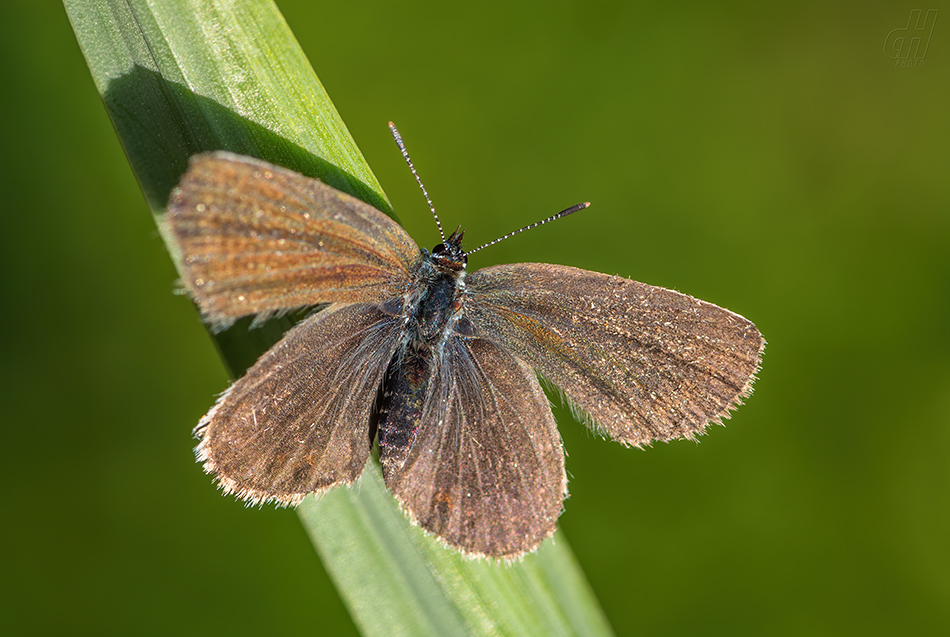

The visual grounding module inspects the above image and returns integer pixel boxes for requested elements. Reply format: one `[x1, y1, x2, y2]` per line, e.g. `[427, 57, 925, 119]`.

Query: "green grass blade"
[300, 469, 613, 636]
[63, 0, 614, 634]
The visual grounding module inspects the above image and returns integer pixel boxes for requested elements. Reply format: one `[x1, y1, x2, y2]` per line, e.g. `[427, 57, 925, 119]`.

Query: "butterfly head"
[430, 226, 468, 273]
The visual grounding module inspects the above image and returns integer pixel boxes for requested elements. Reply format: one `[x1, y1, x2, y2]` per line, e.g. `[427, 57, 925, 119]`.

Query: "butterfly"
[163, 123, 764, 559]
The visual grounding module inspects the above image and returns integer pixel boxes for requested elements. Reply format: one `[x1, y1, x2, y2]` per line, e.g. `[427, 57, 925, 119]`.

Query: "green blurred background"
[2, 1, 948, 635]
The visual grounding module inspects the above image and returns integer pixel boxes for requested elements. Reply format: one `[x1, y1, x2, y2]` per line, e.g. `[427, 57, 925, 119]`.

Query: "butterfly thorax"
[405, 227, 468, 345]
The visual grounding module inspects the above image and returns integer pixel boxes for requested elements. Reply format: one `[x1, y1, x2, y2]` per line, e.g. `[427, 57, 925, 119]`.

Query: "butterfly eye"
[430, 242, 468, 270]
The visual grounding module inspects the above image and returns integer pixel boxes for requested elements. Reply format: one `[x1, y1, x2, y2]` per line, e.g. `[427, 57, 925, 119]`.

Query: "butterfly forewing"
[164, 152, 420, 329]
[196, 303, 404, 505]
[381, 337, 566, 559]
[465, 263, 764, 447]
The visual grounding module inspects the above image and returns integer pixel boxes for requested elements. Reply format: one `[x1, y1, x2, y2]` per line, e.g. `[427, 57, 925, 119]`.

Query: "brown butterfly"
[163, 123, 764, 559]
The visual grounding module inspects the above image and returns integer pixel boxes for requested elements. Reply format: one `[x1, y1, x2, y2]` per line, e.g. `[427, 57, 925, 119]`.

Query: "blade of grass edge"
[62, 1, 614, 635]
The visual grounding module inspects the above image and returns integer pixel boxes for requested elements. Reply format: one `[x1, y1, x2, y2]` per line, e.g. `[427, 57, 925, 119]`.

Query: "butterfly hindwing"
[164, 152, 420, 329]
[465, 263, 765, 447]
[196, 302, 404, 505]
[381, 337, 566, 559]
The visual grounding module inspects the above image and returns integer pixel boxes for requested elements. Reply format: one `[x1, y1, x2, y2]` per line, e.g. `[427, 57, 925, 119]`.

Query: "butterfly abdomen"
[378, 350, 429, 476]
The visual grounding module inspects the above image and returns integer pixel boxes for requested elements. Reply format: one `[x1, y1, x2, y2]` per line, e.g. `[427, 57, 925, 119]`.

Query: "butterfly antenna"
[465, 202, 590, 256]
[389, 121, 447, 244]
